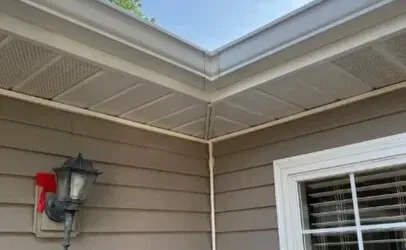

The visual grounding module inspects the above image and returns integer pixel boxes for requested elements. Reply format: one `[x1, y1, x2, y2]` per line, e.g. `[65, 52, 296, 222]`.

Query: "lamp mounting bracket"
[45, 193, 66, 223]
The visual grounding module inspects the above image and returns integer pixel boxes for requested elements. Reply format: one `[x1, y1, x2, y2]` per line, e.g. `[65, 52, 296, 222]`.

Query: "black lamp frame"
[45, 154, 101, 250]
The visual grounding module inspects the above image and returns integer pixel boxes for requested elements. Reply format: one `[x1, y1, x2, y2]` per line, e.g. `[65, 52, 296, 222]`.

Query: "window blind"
[301, 166, 406, 249]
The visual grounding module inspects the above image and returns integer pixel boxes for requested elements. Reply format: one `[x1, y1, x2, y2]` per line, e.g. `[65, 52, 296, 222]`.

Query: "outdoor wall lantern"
[45, 153, 102, 250]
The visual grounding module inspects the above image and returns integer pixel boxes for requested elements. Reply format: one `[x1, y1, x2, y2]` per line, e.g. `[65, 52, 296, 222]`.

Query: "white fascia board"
[215, 0, 395, 75]
[211, 10, 406, 102]
[19, 0, 215, 78]
[0, 14, 211, 102]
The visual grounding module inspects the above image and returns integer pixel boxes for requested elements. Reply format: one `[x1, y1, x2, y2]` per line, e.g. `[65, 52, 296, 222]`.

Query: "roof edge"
[20, 0, 215, 77]
[16, 0, 400, 81]
[216, 0, 395, 75]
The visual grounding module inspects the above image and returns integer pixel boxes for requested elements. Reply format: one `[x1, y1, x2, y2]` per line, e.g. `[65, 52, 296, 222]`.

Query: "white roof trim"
[16, 0, 398, 79]
[216, 0, 394, 75]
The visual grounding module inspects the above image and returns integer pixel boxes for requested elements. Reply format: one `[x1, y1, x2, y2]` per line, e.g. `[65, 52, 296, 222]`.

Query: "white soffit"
[211, 116, 248, 138]
[1, 0, 406, 140]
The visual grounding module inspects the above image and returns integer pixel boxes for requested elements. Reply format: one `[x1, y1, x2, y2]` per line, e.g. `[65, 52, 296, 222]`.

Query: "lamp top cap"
[54, 153, 101, 175]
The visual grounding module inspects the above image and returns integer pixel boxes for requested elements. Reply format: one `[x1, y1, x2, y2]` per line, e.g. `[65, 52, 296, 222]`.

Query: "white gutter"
[215, 0, 394, 75]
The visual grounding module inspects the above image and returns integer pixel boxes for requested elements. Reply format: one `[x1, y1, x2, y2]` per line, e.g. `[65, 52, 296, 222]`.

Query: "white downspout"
[208, 142, 216, 250]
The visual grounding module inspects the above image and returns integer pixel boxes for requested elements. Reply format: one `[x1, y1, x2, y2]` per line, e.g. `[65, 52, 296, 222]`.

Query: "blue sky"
[142, 0, 312, 50]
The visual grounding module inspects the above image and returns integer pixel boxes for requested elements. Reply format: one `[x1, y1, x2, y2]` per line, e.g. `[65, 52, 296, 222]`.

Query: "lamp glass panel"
[82, 174, 96, 200]
[55, 170, 70, 201]
[69, 172, 87, 200]
[69, 172, 97, 200]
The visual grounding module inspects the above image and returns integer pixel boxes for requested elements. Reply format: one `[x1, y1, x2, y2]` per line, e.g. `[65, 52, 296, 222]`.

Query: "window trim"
[273, 132, 406, 250]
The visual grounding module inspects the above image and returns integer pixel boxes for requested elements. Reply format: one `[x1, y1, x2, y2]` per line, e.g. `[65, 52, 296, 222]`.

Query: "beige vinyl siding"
[213, 89, 406, 250]
[0, 96, 210, 250]
[2, 234, 211, 250]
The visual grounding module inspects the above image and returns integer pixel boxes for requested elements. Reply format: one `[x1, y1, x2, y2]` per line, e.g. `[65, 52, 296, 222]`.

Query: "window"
[274, 133, 406, 250]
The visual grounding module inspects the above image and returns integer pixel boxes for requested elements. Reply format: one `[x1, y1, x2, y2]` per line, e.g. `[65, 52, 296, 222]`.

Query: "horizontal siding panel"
[0, 147, 209, 193]
[87, 185, 209, 212]
[0, 233, 211, 250]
[0, 175, 209, 212]
[0, 205, 210, 233]
[216, 186, 275, 212]
[216, 207, 277, 232]
[215, 165, 273, 192]
[0, 96, 72, 131]
[215, 111, 406, 174]
[217, 230, 279, 250]
[0, 175, 34, 205]
[0, 147, 65, 176]
[76, 131, 208, 177]
[82, 209, 210, 232]
[70, 115, 208, 159]
[96, 163, 209, 193]
[0, 205, 32, 232]
[215, 89, 406, 156]
[0, 120, 208, 176]
[0, 97, 207, 158]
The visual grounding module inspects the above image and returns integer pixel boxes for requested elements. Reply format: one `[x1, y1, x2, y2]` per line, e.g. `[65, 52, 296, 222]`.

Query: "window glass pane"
[309, 232, 358, 250]
[303, 175, 355, 230]
[356, 166, 406, 225]
[363, 230, 406, 249]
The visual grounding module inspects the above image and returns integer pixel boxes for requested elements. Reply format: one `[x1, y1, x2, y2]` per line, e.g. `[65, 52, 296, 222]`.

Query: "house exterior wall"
[0, 96, 210, 250]
[213, 88, 406, 250]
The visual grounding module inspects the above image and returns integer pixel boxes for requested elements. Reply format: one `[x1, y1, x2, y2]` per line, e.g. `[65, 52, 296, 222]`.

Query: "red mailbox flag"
[35, 173, 56, 213]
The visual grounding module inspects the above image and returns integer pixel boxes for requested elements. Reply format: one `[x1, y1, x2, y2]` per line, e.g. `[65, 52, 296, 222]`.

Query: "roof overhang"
[1, 0, 406, 141]
[8, 0, 404, 80]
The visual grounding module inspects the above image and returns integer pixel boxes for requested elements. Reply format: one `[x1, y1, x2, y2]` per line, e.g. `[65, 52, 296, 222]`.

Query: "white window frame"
[273, 132, 406, 250]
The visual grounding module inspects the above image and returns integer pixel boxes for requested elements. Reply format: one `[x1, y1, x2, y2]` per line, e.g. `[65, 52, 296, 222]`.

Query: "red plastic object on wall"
[35, 173, 56, 213]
